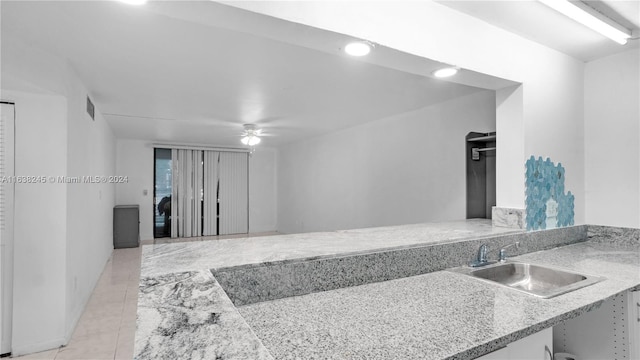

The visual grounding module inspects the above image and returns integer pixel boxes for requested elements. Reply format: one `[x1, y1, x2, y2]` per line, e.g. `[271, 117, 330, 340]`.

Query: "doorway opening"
[466, 131, 496, 219]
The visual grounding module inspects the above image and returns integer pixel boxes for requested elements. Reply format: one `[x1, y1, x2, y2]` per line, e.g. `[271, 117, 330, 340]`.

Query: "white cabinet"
[478, 290, 638, 360]
[507, 327, 553, 360]
[629, 290, 640, 360]
[477, 327, 553, 360]
[476, 346, 509, 360]
[553, 291, 633, 360]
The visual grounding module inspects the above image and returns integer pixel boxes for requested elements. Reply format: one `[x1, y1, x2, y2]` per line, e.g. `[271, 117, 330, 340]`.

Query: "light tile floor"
[11, 232, 279, 360]
[12, 247, 142, 360]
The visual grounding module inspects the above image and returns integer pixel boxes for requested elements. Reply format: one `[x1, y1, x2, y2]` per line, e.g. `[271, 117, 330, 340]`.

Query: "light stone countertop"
[134, 222, 639, 360]
[140, 219, 521, 278]
[238, 240, 640, 359]
[135, 270, 273, 360]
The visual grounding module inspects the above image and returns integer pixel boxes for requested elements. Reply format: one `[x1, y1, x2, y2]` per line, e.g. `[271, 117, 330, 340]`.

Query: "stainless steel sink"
[454, 262, 604, 298]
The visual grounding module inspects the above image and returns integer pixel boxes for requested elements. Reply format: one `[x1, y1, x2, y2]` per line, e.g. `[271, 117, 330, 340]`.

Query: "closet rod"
[475, 147, 496, 152]
[467, 135, 496, 142]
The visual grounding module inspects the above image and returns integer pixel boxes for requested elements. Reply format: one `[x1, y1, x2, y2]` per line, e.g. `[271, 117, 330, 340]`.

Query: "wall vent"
[86, 96, 95, 120]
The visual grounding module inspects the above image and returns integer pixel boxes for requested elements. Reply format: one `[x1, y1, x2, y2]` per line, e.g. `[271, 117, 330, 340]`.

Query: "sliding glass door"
[154, 147, 248, 239]
[153, 148, 172, 238]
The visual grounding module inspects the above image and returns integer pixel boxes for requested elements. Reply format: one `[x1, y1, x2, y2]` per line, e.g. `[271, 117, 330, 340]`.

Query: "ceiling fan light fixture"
[538, 0, 631, 45]
[240, 124, 262, 148]
[241, 135, 261, 146]
[344, 41, 373, 56]
[432, 67, 459, 78]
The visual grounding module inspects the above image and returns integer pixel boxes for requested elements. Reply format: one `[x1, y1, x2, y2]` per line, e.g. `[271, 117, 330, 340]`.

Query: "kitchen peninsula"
[134, 220, 640, 359]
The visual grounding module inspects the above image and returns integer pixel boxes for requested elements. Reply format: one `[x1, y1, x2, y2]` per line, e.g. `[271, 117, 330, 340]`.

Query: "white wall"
[584, 49, 640, 228]
[2, 35, 116, 354]
[496, 85, 524, 209]
[115, 139, 154, 240]
[64, 64, 116, 340]
[8, 91, 69, 354]
[227, 0, 586, 225]
[277, 90, 495, 234]
[249, 147, 278, 233]
[523, 53, 585, 225]
[115, 139, 278, 240]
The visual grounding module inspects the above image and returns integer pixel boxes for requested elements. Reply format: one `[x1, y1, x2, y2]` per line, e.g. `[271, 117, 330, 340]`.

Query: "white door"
[0, 102, 15, 355]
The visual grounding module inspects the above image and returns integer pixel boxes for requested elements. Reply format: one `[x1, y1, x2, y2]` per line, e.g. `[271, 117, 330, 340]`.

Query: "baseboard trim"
[11, 338, 64, 357]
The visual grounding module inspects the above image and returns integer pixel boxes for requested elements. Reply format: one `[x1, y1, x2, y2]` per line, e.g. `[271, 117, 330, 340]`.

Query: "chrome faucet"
[499, 241, 520, 262]
[469, 244, 494, 267]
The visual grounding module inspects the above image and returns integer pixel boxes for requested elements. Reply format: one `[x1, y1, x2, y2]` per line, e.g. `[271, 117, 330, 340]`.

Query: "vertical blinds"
[170, 149, 248, 238]
[219, 152, 249, 235]
[170, 150, 182, 238]
[189, 150, 203, 237]
[203, 151, 219, 236]
[171, 149, 204, 238]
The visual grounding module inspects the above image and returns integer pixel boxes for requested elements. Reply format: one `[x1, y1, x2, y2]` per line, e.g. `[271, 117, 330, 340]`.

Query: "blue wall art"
[525, 156, 575, 231]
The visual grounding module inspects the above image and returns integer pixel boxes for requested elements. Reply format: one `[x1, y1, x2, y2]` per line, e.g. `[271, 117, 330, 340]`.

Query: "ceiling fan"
[240, 124, 262, 146]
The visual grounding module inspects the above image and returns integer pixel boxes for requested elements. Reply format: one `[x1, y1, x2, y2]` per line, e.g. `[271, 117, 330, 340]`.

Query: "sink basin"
[456, 262, 604, 298]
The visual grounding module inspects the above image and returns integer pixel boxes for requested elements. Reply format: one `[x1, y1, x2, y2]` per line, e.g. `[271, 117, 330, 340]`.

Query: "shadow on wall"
[525, 156, 575, 231]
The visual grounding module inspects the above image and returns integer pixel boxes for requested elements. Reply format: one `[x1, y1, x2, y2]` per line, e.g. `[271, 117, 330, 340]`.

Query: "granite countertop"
[139, 219, 521, 278]
[238, 241, 640, 359]
[134, 223, 639, 360]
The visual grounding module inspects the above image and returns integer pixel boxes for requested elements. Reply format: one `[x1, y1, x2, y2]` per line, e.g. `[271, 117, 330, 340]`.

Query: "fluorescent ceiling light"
[432, 67, 458, 78]
[538, 0, 631, 45]
[118, 0, 148, 5]
[344, 41, 372, 57]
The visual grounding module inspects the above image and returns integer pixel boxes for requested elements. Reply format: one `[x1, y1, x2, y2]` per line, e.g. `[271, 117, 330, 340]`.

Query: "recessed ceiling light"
[432, 67, 459, 78]
[344, 41, 372, 57]
[118, 0, 148, 5]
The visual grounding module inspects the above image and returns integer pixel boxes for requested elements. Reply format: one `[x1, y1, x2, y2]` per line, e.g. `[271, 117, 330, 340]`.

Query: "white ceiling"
[2, 1, 636, 148]
[1, 1, 495, 148]
[436, 0, 640, 62]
